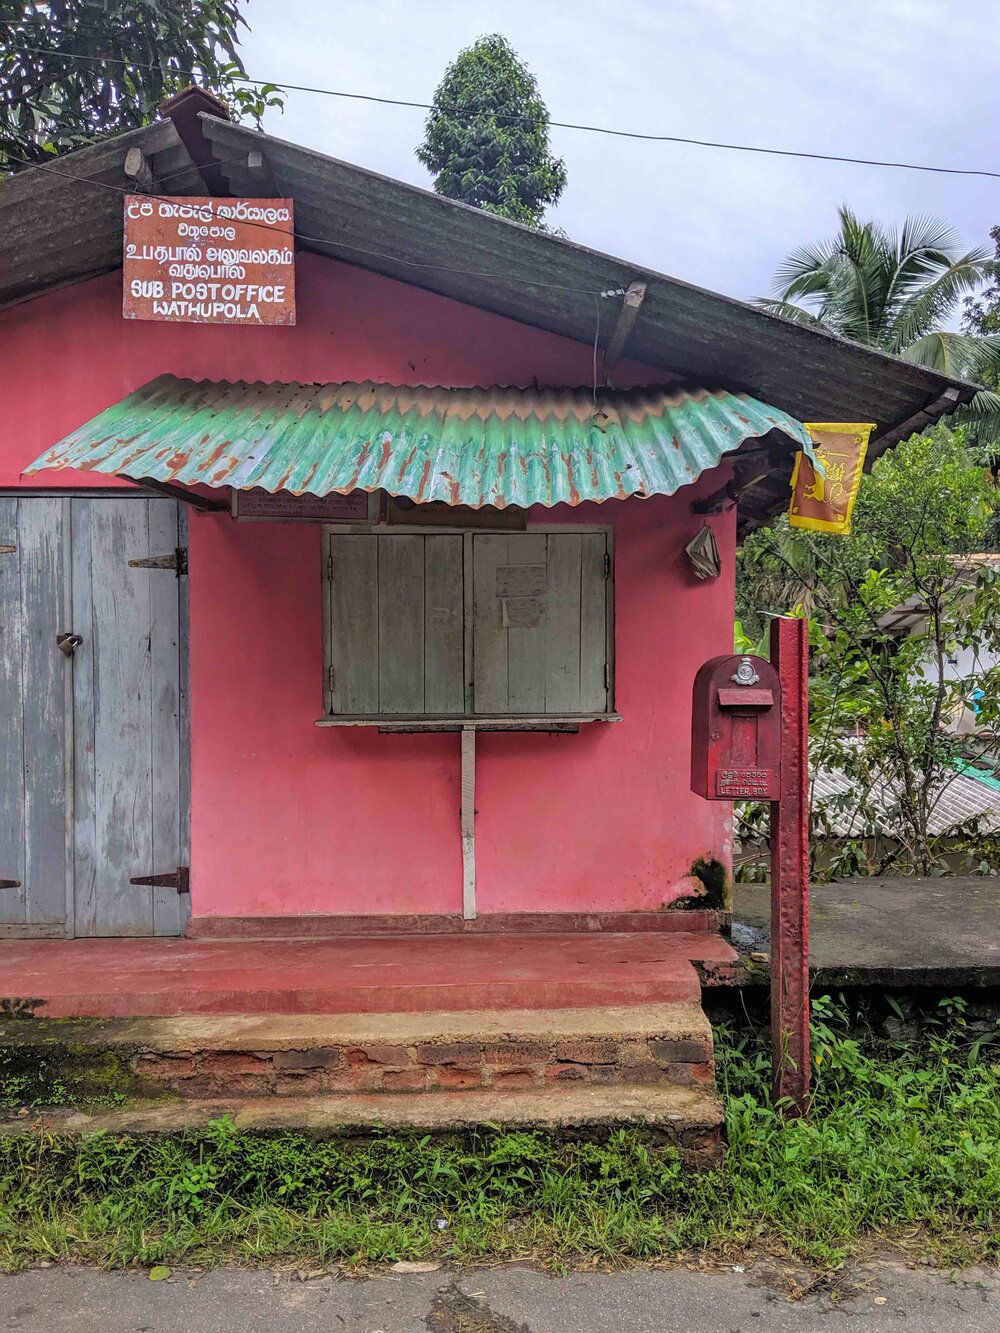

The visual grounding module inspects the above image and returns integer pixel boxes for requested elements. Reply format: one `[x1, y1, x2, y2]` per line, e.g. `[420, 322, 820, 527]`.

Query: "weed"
[0, 1016, 996, 1273]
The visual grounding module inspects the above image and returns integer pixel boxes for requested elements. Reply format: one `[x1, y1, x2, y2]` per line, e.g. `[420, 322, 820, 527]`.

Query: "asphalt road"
[4, 1261, 1000, 1332]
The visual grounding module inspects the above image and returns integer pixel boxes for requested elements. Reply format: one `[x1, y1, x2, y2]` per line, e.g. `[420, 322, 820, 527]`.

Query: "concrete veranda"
[734, 876, 1000, 987]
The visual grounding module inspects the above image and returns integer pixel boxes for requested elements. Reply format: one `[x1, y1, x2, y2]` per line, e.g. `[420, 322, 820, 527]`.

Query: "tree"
[963, 223, 1000, 481]
[737, 427, 1000, 876]
[964, 223, 1000, 336]
[1, 1, 280, 173]
[758, 206, 1000, 445]
[416, 34, 566, 228]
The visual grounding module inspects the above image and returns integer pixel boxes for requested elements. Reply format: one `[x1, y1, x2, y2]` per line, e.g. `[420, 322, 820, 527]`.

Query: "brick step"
[1, 1085, 724, 1169]
[0, 1002, 716, 1103]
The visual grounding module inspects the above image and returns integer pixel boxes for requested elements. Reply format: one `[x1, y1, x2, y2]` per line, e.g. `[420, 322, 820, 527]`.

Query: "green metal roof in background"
[26, 375, 816, 508]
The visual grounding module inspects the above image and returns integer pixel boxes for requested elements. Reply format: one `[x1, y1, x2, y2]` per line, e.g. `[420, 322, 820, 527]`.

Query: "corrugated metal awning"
[25, 375, 816, 508]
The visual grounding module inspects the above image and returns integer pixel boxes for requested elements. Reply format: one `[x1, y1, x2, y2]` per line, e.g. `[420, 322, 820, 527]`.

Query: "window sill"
[316, 713, 622, 733]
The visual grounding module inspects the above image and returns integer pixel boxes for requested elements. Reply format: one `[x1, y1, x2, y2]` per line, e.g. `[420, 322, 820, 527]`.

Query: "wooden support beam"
[247, 149, 279, 196]
[736, 503, 775, 529]
[119, 475, 227, 512]
[123, 146, 157, 193]
[461, 726, 477, 921]
[869, 386, 962, 458]
[602, 280, 647, 383]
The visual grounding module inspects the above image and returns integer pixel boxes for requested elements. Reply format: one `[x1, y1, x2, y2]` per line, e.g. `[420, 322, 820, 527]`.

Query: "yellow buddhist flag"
[788, 422, 876, 535]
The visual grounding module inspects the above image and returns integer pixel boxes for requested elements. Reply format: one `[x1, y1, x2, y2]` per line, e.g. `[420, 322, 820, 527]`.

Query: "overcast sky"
[239, 0, 998, 305]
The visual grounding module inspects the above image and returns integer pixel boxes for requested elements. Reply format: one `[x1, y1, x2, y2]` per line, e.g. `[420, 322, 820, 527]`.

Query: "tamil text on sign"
[715, 767, 776, 799]
[123, 196, 295, 326]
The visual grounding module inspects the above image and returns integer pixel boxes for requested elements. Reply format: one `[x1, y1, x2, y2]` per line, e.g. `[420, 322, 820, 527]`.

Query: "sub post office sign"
[123, 196, 295, 326]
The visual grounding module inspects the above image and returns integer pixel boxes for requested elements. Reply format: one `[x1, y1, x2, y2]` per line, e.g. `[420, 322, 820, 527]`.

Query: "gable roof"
[0, 111, 976, 524]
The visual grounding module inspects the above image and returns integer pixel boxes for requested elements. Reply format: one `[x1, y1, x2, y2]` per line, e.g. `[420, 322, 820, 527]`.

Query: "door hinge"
[327, 663, 335, 693]
[130, 866, 190, 895]
[0, 544, 15, 556]
[604, 551, 611, 579]
[0, 878, 21, 890]
[326, 551, 334, 580]
[604, 662, 611, 691]
[128, 547, 188, 576]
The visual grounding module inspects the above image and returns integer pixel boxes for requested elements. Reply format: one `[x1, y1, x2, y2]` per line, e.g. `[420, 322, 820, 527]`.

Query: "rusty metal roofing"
[24, 375, 816, 508]
[813, 752, 1000, 838]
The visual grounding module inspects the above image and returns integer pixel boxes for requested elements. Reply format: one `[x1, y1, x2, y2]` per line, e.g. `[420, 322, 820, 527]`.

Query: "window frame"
[320, 522, 618, 732]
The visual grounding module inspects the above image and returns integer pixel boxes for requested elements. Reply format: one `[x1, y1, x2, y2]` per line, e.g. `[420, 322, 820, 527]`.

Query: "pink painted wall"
[2, 255, 736, 917]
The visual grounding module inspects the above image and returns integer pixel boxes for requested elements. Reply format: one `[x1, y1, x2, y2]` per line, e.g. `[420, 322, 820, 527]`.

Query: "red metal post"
[769, 616, 810, 1115]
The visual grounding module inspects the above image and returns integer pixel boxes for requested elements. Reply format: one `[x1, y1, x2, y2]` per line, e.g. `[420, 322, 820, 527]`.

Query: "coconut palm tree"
[758, 206, 1000, 447]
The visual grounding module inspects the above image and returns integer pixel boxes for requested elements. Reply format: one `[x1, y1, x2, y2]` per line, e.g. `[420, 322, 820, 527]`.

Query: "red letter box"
[691, 654, 782, 801]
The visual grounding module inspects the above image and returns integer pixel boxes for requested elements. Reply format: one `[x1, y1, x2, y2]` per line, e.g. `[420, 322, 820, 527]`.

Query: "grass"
[0, 998, 997, 1273]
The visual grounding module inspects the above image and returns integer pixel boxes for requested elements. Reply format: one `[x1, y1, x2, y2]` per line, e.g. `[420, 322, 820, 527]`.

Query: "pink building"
[0, 103, 970, 1123]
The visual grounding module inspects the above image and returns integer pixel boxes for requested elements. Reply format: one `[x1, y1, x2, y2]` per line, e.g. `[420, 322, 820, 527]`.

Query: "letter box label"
[715, 767, 776, 799]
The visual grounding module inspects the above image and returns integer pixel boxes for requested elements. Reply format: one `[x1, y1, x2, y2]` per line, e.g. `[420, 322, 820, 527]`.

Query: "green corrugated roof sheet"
[25, 375, 816, 508]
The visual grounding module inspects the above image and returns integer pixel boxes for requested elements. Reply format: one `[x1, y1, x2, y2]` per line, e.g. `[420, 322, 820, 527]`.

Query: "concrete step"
[0, 932, 737, 1018]
[0, 1002, 717, 1102]
[1, 1085, 724, 1169]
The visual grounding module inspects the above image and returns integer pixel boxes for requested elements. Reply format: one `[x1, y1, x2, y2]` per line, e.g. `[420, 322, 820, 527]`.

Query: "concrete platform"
[733, 876, 1000, 987]
[0, 930, 736, 1018]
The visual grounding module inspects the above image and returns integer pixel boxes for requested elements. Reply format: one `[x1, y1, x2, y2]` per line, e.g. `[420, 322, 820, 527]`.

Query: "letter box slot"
[716, 687, 774, 708]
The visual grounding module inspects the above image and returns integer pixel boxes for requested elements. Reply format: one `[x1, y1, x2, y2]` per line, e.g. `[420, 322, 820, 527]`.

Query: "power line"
[7, 42, 1000, 181]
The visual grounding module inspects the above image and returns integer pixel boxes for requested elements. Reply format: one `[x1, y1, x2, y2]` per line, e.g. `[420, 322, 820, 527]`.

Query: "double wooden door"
[0, 495, 188, 937]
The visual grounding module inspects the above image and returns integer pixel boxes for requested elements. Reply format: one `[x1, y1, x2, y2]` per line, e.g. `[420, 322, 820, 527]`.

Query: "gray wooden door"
[0, 497, 71, 935]
[0, 495, 188, 938]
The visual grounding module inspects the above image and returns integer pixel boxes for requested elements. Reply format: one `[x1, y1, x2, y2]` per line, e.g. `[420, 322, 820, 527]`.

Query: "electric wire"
[5, 42, 999, 180]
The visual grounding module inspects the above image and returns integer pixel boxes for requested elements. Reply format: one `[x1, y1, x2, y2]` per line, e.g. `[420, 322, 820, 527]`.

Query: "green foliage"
[964, 223, 1000, 338]
[757, 206, 1000, 447]
[416, 34, 566, 228]
[738, 426, 997, 637]
[737, 427, 1000, 875]
[0, 0, 281, 172]
[1, 1018, 997, 1272]
[964, 224, 1000, 470]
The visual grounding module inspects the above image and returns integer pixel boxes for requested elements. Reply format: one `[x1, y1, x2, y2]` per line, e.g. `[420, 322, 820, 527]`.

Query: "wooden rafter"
[602, 280, 647, 383]
[119, 475, 227, 512]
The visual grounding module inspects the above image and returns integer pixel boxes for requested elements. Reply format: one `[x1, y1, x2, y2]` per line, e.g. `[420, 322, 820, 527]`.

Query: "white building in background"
[877, 554, 1000, 735]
